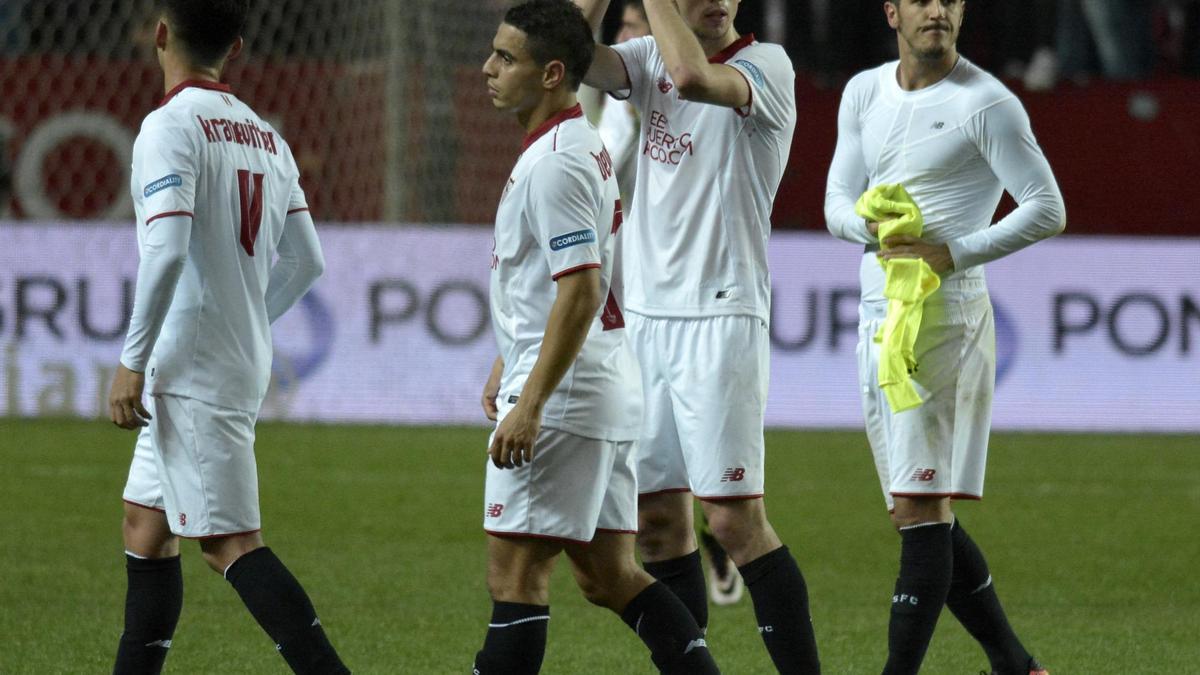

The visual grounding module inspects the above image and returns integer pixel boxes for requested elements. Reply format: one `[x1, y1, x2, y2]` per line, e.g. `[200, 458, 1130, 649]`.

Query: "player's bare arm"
[481, 355, 504, 421]
[642, 0, 750, 108]
[574, 0, 632, 92]
[489, 267, 603, 469]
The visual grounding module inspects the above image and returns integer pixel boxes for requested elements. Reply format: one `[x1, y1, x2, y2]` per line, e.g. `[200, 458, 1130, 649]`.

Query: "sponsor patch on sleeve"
[734, 59, 765, 88]
[144, 174, 183, 198]
[549, 229, 597, 251]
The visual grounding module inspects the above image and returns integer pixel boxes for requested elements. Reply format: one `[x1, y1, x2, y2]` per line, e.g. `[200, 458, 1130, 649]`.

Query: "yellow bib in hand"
[855, 184, 941, 413]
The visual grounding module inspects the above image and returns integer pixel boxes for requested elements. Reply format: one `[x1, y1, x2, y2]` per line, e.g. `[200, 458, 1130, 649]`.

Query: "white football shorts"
[624, 312, 768, 500]
[123, 394, 261, 538]
[857, 293, 995, 511]
[483, 426, 638, 543]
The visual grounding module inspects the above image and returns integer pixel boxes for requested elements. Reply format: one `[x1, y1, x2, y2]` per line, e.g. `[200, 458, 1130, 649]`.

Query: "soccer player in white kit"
[473, 2, 718, 673]
[595, 0, 650, 197]
[824, 2, 1065, 674]
[106, 2, 348, 673]
[575, 0, 819, 671]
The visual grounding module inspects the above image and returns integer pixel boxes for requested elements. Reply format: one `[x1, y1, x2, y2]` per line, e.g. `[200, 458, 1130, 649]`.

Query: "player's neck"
[517, 90, 578, 136]
[160, 51, 223, 97]
[895, 48, 959, 91]
[698, 29, 740, 59]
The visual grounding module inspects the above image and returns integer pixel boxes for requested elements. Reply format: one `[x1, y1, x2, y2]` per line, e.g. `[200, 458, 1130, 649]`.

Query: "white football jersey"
[491, 105, 642, 442]
[825, 58, 1065, 305]
[125, 80, 308, 411]
[609, 34, 796, 323]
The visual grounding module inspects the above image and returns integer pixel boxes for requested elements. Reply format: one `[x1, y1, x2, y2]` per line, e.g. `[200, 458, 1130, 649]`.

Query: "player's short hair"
[160, 0, 249, 67]
[503, 0, 595, 91]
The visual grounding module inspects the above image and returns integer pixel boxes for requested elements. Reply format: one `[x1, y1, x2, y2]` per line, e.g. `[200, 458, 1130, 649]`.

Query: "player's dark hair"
[160, 0, 249, 67]
[503, 0, 595, 91]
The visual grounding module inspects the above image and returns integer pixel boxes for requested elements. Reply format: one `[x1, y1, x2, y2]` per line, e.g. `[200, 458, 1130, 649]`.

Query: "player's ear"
[543, 59, 567, 90]
[884, 1, 900, 29]
[154, 18, 168, 51]
[226, 36, 244, 63]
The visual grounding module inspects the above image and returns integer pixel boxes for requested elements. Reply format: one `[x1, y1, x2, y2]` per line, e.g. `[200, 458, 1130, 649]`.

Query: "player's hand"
[481, 357, 503, 422]
[489, 401, 540, 469]
[867, 220, 880, 237]
[880, 235, 955, 275]
[109, 364, 151, 430]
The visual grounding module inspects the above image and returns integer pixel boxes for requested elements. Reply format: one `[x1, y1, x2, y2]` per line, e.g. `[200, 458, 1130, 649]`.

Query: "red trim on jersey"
[708, 33, 755, 64]
[286, 207, 310, 215]
[159, 79, 233, 108]
[695, 492, 764, 503]
[638, 487, 692, 497]
[146, 210, 194, 225]
[889, 492, 983, 501]
[485, 528, 593, 545]
[123, 499, 166, 513]
[178, 528, 263, 541]
[551, 262, 601, 280]
[522, 104, 584, 151]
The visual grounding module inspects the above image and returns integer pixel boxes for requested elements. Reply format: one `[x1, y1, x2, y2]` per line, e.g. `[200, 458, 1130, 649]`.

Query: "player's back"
[133, 81, 306, 412]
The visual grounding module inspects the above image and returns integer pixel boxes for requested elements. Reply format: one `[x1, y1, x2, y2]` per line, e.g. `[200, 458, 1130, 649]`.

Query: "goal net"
[0, 0, 519, 224]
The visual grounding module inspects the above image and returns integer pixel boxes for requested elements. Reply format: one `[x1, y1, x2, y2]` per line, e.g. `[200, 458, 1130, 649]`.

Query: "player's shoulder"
[951, 57, 1019, 109]
[136, 104, 196, 146]
[734, 40, 792, 70]
[840, 62, 889, 104]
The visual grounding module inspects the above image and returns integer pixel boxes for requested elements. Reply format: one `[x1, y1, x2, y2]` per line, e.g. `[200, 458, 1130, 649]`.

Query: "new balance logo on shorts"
[486, 503, 504, 518]
[910, 468, 936, 482]
[720, 467, 746, 482]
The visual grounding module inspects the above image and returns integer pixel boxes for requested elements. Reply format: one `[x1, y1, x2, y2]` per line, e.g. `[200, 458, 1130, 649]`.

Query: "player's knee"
[704, 501, 765, 551]
[574, 565, 641, 610]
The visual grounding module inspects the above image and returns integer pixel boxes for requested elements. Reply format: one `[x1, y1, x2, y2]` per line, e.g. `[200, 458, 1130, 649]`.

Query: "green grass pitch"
[1, 419, 1197, 673]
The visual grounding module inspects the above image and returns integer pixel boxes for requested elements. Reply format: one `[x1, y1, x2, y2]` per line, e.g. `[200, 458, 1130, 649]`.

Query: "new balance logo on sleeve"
[486, 503, 504, 518]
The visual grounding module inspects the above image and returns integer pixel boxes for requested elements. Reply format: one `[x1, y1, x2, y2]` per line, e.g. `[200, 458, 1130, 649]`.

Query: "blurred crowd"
[756, 0, 1200, 89]
[3, 0, 1199, 89]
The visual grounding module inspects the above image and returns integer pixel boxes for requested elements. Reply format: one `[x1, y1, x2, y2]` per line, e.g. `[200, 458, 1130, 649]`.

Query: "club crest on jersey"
[734, 59, 765, 87]
[657, 77, 674, 94]
[549, 229, 596, 251]
[144, 174, 182, 198]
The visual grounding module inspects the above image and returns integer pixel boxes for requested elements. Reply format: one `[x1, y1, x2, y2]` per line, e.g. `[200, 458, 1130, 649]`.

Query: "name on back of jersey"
[196, 115, 279, 155]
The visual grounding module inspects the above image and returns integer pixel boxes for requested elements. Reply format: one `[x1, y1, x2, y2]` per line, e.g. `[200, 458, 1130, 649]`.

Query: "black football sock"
[738, 545, 821, 674]
[224, 547, 349, 675]
[644, 550, 709, 633]
[472, 601, 549, 675]
[113, 554, 183, 675]
[883, 522, 953, 675]
[620, 581, 719, 674]
[946, 518, 1034, 674]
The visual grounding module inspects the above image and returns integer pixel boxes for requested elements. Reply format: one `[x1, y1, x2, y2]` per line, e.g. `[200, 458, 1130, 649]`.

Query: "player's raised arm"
[946, 96, 1067, 272]
[641, 0, 749, 108]
[575, 0, 632, 92]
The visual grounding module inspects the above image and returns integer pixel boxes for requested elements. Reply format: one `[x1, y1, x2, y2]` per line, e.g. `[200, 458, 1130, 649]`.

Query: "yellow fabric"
[855, 184, 941, 413]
